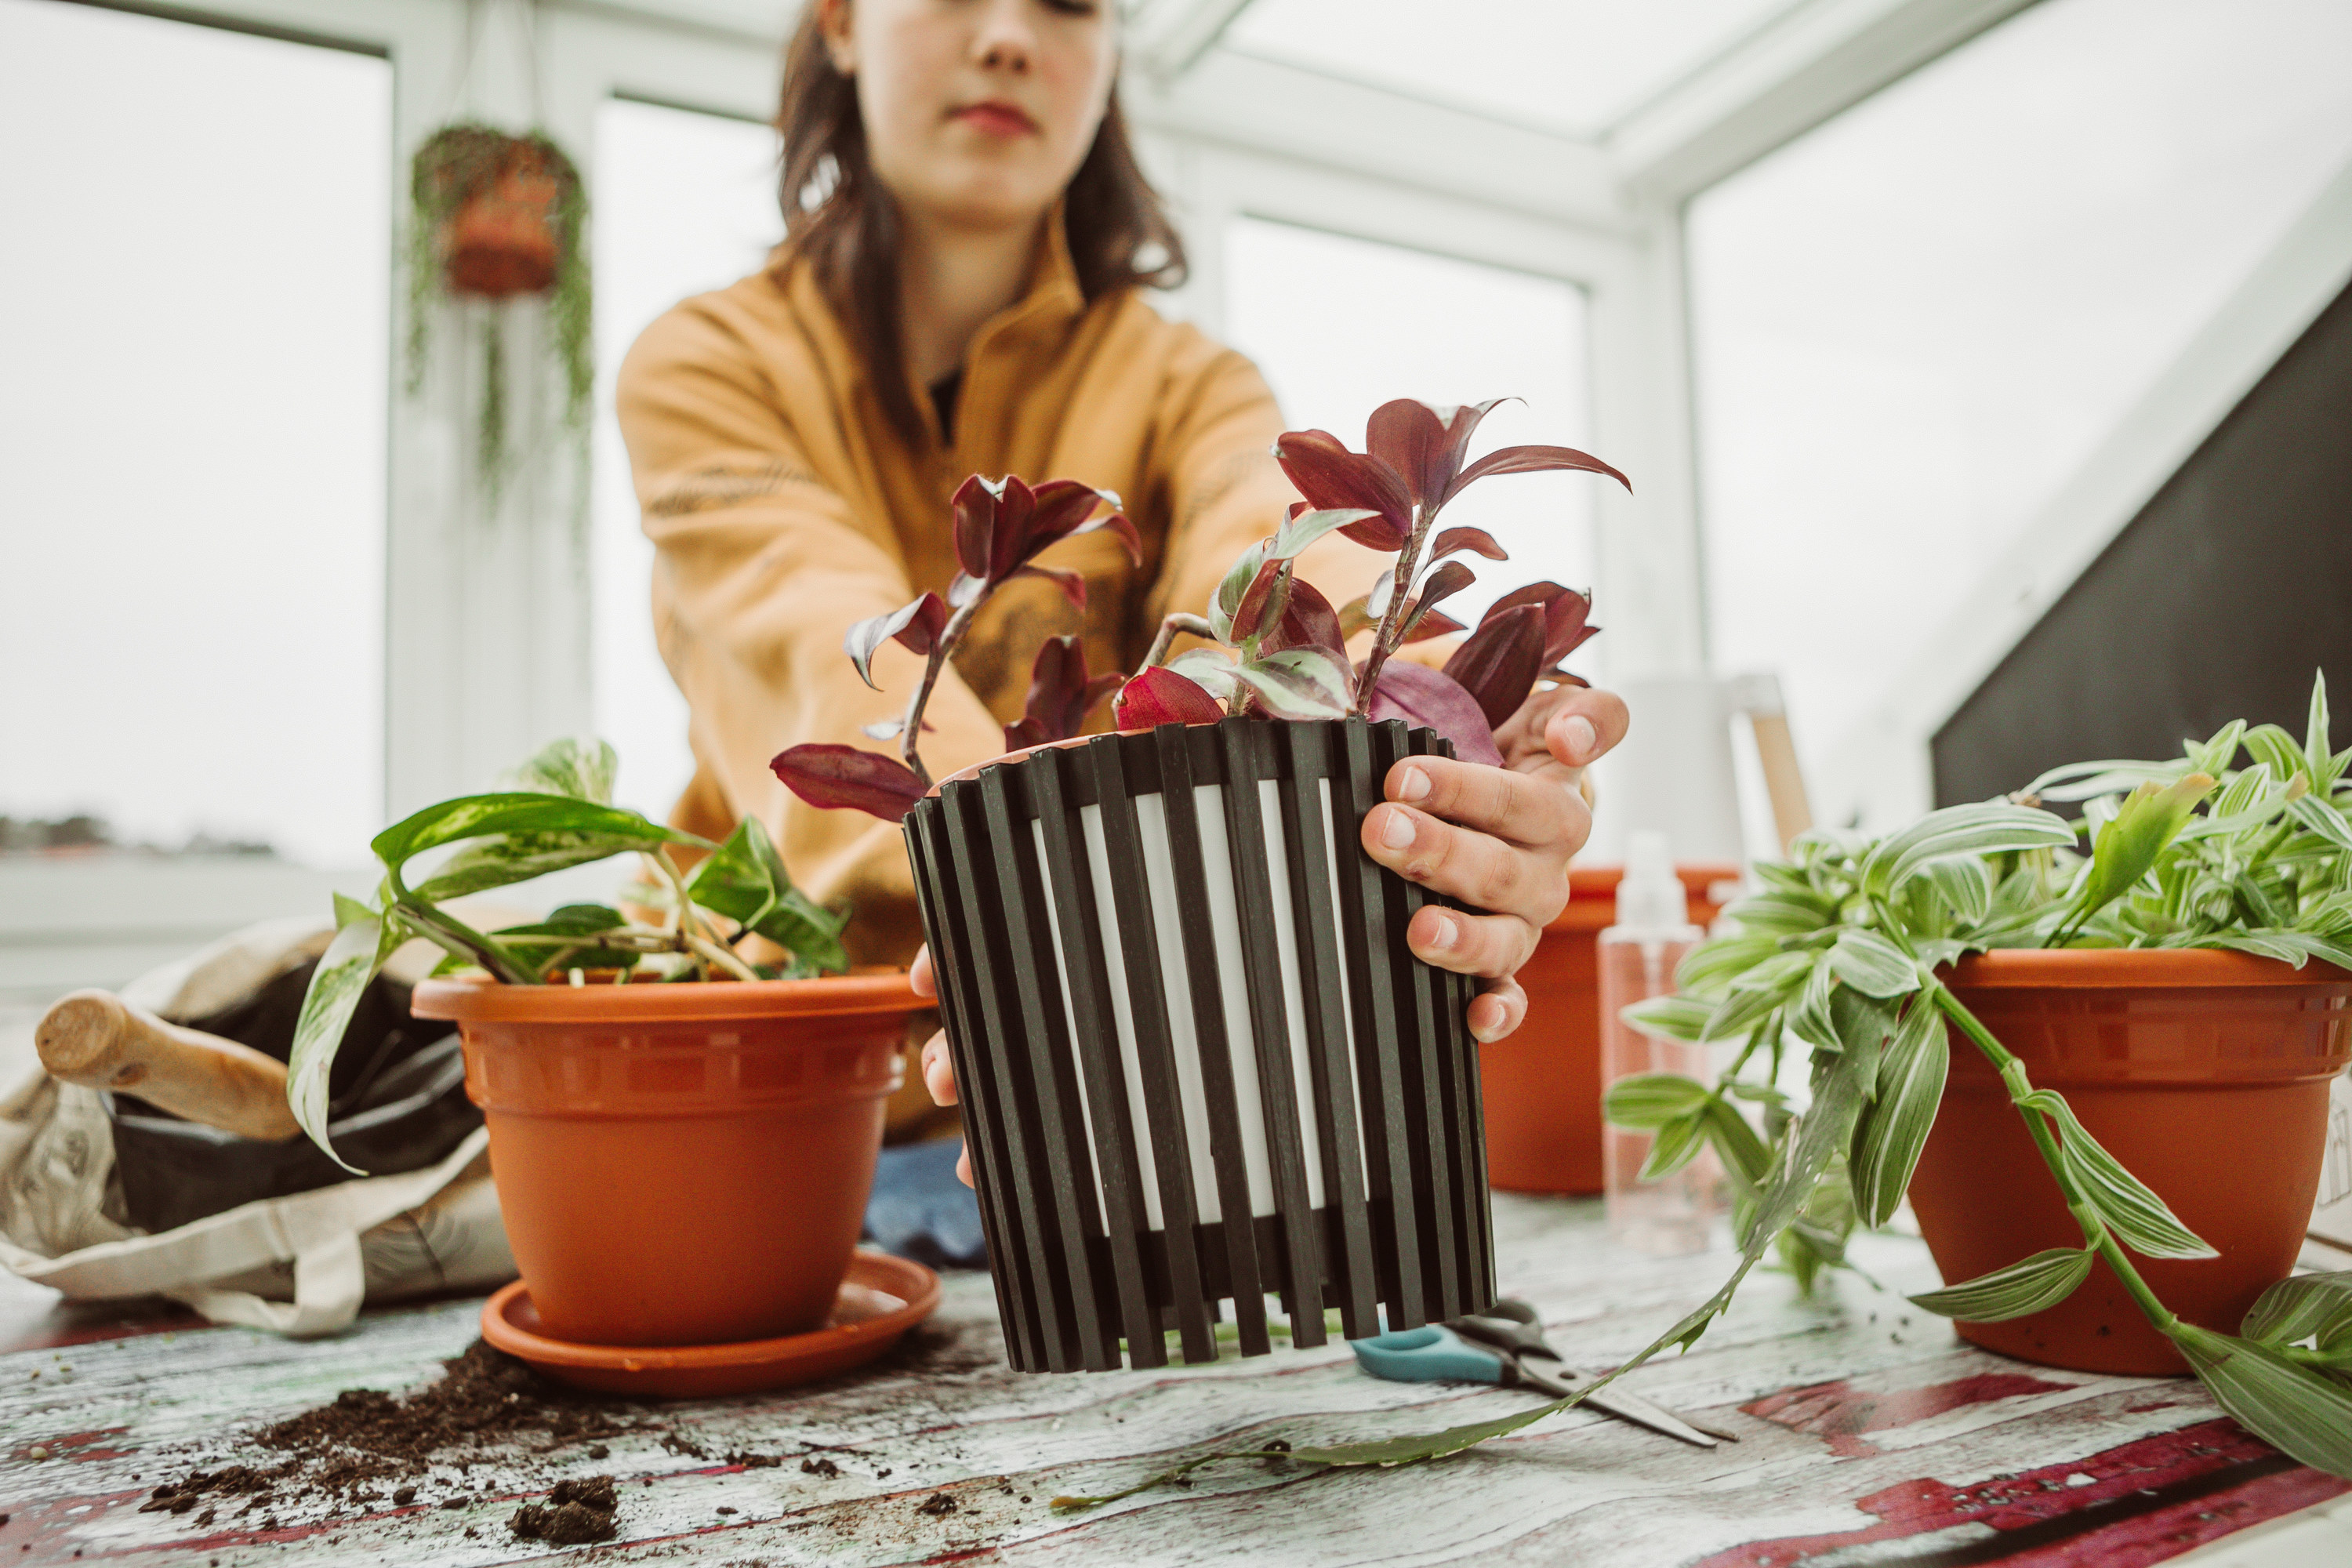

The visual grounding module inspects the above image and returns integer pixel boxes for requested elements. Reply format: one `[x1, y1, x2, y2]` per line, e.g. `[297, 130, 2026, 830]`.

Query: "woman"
[615, 0, 1630, 1139]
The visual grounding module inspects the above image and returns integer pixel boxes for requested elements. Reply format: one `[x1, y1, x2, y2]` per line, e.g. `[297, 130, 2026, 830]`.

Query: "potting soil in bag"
[107, 958, 482, 1232]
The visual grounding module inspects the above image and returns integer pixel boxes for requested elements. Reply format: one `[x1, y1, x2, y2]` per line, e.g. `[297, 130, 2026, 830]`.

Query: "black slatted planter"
[902, 715, 1495, 1372]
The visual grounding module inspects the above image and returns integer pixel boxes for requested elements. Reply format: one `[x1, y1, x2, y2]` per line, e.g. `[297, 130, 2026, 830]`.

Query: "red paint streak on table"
[1745, 1371, 2078, 1457]
[1695, 1419, 2349, 1568]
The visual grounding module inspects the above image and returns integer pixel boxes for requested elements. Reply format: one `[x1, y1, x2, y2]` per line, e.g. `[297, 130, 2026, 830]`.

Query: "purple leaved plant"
[770, 398, 1627, 820]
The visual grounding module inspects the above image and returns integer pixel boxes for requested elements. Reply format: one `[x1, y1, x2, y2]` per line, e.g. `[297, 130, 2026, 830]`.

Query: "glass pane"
[1223, 0, 1801, 136]
[0, 0, 390, 868]
[1222, 218, 1594, 635]
[590, 97, 783, 821]
[1688, 0, 2352, 813]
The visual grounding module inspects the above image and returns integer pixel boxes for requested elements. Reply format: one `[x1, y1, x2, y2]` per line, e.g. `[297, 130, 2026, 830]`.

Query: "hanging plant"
[405, 123, 592, 503]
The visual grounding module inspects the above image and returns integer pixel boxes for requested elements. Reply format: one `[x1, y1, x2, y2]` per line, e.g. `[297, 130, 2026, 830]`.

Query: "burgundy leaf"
[1082, 671, 1124, 712]
[1019, 634, 1114, 744]
[1336, 593, 1378, 641]
[1367, 397, 1508, 509]
[1261, 577, 1345, 657]
[1361, 661, 1503, 767]
[1482, 581, 1599, 667]
[1272, 430, 1412, 550]
[951, 474, 1004, 581]
[1410, 560, 1478, 623]
[1013, 562, 1088, 612]
[1231, 556, 1291, 644]
[1002, 717, 1050, 753]
[769, 743, 927, 822]
[1115, 666, 1226, 731]
[1446, 443, 1631, 503]
[843, 591, 948, 690]
[1430, 526, 1508, 563]
[1397, 608, 1466, 644]
[1007, 479, 1135, 574]
[1442, 604, 1546, 731]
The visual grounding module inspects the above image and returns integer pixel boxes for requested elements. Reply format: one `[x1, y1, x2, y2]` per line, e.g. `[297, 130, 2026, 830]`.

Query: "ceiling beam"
[1610, 0, 2039, 205]
[1127, 0, 1258, 81]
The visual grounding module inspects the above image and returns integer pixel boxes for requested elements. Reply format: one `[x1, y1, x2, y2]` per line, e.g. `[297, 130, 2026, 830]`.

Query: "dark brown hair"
[775, 3, 1188, 443]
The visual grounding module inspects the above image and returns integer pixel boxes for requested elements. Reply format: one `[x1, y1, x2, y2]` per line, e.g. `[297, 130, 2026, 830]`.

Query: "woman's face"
[822, 0, 1116, 233]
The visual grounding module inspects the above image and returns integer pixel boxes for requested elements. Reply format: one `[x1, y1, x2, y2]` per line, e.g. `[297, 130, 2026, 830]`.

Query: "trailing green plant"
[284, 737, 848, 1164]
[406, 124, 593, 505]
[1050, 673, 2352, 1506]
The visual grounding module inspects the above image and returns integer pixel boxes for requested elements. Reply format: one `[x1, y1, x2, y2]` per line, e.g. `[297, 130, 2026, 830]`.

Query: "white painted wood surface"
[1, 1196, 2342, 1566]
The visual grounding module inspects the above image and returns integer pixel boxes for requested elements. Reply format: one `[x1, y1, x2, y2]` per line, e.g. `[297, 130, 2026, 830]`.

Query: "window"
[0, 0, 391, 868]
[1222, 0, 1802, 136]
[1221, 217, 1595, 635]
[590, 96, 783, 821]
[1686, 0, 2352, 813]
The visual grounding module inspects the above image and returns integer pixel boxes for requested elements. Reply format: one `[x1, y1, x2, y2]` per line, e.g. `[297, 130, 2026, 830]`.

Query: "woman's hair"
[775, 4, 1188, 443]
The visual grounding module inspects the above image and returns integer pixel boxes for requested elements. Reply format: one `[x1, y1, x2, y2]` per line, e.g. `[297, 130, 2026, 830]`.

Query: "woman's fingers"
[1363, 779, 1586, 929]
[1404, 903, 1538, 981]
[920, 1027, 958, 1106]
[909, 945, 935, 1000]
[1468, 975, 1528, 1044]
[1545, 684, 1630, 770]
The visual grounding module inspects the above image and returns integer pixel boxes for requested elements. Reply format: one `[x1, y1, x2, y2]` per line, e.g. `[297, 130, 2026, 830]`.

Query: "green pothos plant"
[283, 738, 847, 1167]
[1052, 674, 2352, 1507]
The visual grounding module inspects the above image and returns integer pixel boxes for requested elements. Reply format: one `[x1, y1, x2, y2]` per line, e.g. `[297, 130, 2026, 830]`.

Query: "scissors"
[1351, 1300, 1735, 1448]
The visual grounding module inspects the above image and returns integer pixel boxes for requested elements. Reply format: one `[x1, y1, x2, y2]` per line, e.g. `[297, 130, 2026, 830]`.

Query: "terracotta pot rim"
[412, 971, 922, 1024]
[1942, 947, 2352, 990]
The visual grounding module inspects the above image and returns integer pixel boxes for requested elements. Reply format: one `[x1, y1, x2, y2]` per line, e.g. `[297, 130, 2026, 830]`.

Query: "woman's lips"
[951, 101, 1038, 137]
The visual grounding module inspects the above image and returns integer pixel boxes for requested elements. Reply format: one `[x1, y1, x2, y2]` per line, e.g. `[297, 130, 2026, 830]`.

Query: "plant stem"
[1140, 612, 1214, 673]
[685, 931, 763, 982]
[1930, 985, 2182, 1336]
[1356, 503, 1439, 713]
[899, 590, 989, 789]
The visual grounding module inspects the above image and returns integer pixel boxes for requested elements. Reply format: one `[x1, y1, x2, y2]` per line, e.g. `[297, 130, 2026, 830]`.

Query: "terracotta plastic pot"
[412, 972, 920, 1348]
[1907, 949, 2352, 1375]
[1484, 865, 1737, 1194]
[905, 715, 1493, 1373]
[441, 141, 561, 297]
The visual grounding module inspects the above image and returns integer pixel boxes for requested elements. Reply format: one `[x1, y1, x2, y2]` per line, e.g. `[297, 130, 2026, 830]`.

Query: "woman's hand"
[909, 681, 1627, 1189]
[1359, 682, 1629, 1044]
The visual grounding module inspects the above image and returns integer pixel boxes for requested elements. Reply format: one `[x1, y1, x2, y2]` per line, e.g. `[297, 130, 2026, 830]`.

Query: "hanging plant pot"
[904, 715, 1495, 1373]
[1907, 949, 2352, 1375]
[1487, 864, 1736, 1194]
[442, 139, 562, 297]
[411, 971, 921, 1349]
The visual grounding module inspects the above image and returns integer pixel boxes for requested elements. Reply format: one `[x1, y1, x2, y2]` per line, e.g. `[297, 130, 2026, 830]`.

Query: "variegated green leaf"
[1619, 994, 1713, 1043]
[2242, 1272, 2352, 1348]
[1165, 647, 1242, 703]
[1861, 802, 2074, 895]
[2020, 1090, 2216, 1259]
[1271, 506, 1377, 561]
[374, 792, 704, 881]
[1830, 927, 1921, 998]
[2172, 1323, 2352, 1479]
[1910, 1247, 2092, 1321]
[1603, 1073, 1711, 1130]
[287, 907, 403, 1168]
[1675, 933, 1783, 995]
[1849, 993, 1948, 1226]
[1639, 1108, 1711, 1180]
[1232, 647, 1353, 720]
[501, 735, 619, 804]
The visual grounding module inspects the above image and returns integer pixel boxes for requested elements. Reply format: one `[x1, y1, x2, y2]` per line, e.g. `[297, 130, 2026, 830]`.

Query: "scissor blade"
[1519, 1364, 1720, 1448]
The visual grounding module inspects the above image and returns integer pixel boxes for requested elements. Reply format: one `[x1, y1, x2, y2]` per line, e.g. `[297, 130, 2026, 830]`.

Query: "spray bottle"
[1599, 830, 1717, 1254]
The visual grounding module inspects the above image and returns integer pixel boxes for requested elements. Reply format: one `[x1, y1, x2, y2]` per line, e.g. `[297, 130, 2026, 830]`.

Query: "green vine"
[405, 123, 592, 511]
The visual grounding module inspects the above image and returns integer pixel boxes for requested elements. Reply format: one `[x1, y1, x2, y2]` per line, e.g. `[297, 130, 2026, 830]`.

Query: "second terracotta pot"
[1907, 948, 2352, 1375]
[1484, 866, 1737, 1194]
[412, 973, 920, 1348]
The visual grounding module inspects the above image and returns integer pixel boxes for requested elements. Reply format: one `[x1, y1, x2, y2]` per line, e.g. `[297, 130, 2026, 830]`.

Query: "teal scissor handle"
[1350, 1324, 1511, 1387]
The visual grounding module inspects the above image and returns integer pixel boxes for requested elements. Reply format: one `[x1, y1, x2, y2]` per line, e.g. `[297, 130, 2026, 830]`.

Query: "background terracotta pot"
[1908, 949, 2352, 1375]
[441, 141, 561, 297]
[1484, 865, 1737, 1194]
[412, 973, 920, 1348]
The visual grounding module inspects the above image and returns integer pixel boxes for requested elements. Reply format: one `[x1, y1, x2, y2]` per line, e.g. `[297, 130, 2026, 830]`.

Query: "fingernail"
[1396, 764, 1431, 802]
[1381, 807, 1416, 851]
[1562, 715, 1597, 760]
[1426, 913, 1457, 951]
[1470, 998, 1504, 1041]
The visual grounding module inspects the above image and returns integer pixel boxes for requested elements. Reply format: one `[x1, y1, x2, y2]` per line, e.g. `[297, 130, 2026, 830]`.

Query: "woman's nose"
[971, 0, 1036, 73]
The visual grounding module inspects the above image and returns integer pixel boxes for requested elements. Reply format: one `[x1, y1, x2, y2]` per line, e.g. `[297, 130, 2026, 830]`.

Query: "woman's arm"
[616, 298, 1004, 960]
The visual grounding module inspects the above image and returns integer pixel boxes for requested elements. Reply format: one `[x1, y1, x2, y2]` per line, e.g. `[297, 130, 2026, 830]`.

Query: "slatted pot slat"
[903, 716, 1495, 1373]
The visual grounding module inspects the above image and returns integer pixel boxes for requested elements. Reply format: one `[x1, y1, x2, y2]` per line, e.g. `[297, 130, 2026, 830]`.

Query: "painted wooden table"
[2, 1195, 2345, 1567]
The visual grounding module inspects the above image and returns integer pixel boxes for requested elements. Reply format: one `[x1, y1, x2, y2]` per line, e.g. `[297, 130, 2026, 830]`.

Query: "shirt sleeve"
[615, 299, 1003, 964]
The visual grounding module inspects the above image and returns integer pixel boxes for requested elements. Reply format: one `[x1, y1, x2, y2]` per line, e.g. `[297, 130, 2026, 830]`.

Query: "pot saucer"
[481, 1251, 942, 1398]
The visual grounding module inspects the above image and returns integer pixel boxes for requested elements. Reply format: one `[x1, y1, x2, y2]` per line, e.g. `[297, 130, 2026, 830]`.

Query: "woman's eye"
[1040, 0, 1100, 15]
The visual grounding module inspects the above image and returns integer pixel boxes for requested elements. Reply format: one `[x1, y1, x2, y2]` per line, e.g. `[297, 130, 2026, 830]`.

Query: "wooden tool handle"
[35, 989, 301, 1142]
